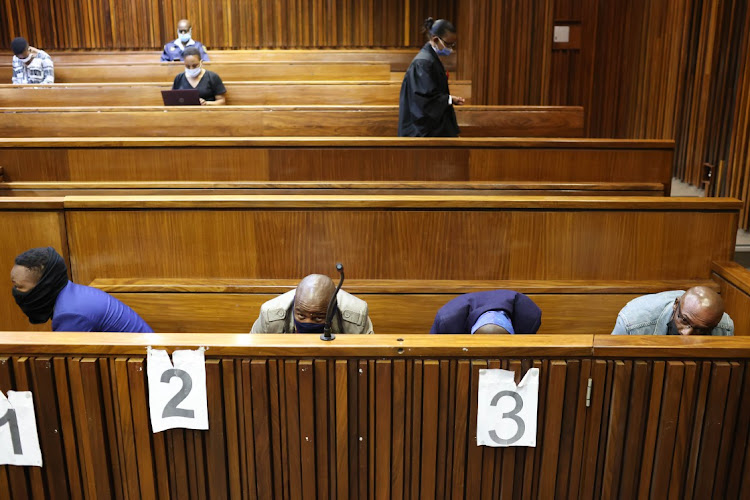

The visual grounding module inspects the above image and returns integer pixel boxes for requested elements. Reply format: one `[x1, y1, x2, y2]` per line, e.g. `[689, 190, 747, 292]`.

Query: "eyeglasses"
[675, 300, 712, 335]
[437, 36, 457, 49]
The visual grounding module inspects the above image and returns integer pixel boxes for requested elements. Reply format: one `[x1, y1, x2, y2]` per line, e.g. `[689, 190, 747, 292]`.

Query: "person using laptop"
[171, 46, 226, 105]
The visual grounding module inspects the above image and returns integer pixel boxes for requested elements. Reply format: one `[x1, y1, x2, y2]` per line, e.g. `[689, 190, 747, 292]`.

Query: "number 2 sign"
[476, 368, 539, 447]
[147, 348, 209, 433]
[0, 391, 42, 466]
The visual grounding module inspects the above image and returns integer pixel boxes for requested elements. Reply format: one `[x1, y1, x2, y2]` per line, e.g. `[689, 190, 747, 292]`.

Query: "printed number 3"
[489, 390, 525, 445]
[0, 408, 22, 455]
[161, 368, 195, 419]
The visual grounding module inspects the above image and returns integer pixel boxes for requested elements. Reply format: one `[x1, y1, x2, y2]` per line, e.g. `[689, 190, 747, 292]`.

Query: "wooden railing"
[0, 334, 748, 498]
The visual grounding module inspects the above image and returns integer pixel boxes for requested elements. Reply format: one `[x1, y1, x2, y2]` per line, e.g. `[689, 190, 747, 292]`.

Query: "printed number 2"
[0, 408, 22, 455]
[489, 390, 525, 445]
[161, 369, 195, 419]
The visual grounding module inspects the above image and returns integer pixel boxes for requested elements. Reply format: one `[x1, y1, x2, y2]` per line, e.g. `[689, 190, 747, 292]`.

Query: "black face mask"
[12, 247, 69, 324]
[293, 318, 326, 334]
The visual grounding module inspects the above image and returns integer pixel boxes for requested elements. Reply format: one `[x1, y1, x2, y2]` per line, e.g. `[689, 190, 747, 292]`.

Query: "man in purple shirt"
[10, 247, 152, 333]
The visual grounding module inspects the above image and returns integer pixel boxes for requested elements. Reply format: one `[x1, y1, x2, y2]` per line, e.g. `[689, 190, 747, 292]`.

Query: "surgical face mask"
[179, 30, 192, 44]
[17, 53, 34, 64]
[185, 66, 201, 78]
[435, 36, 454, 56]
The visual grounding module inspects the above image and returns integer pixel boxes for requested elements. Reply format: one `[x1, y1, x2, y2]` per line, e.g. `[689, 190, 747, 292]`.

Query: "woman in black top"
[398, 18, 464, 137]
[172, 46, 227, 105]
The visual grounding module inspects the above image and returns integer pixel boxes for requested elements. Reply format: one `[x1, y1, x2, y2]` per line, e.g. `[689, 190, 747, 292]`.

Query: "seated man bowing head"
[11, 247, 153, 333]
[611, 286, 734, 336]
[430, 289, 542, 334]
[251, 274, 373, 334]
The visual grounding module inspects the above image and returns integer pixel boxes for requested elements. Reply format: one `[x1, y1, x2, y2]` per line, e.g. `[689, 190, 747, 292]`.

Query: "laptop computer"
[161, 89, 201, 106]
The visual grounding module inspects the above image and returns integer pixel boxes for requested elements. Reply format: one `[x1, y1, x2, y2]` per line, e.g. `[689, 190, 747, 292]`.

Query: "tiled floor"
[670, 177, 750, 267]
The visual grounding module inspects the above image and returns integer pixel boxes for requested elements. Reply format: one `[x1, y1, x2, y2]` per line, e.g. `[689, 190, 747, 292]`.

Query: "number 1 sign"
[0, 391, 42, 466]
[147, 348, 209, 433]
[476, 368, 539, 447]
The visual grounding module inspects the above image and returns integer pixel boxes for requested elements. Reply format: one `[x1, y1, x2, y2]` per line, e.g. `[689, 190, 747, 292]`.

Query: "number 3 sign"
[147, 348, 209, 433]
[0, 391, 42, 466]
[476, 368, 539, 447]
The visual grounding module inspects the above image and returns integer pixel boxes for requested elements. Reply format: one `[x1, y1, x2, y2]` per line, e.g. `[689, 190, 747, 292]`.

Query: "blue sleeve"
[161, 45, 172, 62]
[429, 315, 442, 334]
[53, 312, 95, 332]
[611, 315, 628, 335]
[200, 45, 210, 61]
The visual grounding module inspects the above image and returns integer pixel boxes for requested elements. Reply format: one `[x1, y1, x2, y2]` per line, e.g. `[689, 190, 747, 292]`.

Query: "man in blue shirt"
[161, 19, 210, 62]
[10, 247, 152, 333]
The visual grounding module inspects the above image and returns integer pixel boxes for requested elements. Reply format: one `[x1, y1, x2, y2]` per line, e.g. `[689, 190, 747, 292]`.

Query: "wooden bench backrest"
[89, 278, 719, 334]
[0, 138, 674, 191]
[0, 81, 472, 107]
[2, 61, 393, 83]
[0, 180, 665, 197]
[2, 195, 736, 330]
[0, 333, 748, 498]
[0, 48, 457, 71]
[0, 105, 584, 138]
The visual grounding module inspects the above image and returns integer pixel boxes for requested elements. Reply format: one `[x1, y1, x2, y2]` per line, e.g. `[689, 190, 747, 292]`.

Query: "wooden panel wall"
[1, 335, 750, 498]
[0, 0, 455, 50]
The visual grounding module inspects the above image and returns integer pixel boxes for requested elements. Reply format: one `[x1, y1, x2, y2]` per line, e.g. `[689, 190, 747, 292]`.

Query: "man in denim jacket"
[611, 287, 734, 336]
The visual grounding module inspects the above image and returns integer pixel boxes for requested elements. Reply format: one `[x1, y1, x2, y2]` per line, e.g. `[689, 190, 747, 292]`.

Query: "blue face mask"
[436, 47, 452, 56]
[294, 318, 325, 334]
[179, 31, 192, 44]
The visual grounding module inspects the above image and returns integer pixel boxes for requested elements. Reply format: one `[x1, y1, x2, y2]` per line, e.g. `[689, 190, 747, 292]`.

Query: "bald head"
[293, 274, 336, 324]
[474, 324, 510, 335]
[673, 286, 725, 335]
[177, 19, 192, 31]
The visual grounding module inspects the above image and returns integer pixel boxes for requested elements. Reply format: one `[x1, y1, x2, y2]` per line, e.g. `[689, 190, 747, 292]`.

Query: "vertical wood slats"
[0, 354, 746, 498]
[0, 0, 456, 50]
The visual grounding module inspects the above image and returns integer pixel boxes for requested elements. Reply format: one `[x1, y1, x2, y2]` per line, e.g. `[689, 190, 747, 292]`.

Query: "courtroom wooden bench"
[0, 105, 584, 138]
[0, 48, 457, 72]
[88, 278, 722, 334]
[0, 81, 473, 107]
[1, 61, 393, 83]
[0, 138, 674, 193]
[1, 195, 737, 330]
[0, 333, 748, 498]
[0, 180, 665, 197]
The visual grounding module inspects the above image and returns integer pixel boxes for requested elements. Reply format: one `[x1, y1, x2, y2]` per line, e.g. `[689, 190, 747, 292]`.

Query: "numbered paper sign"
[0, 391, 42, 466]
[476, 368, 539, 447]
[147, 348, 209, 433]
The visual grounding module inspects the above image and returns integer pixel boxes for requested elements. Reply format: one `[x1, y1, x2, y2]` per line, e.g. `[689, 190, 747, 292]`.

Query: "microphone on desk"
[321, 263, 344, 341]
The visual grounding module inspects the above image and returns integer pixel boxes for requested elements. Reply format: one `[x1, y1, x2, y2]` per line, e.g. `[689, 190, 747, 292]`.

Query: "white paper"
[0, 391, 43, 466]
[147, 348, 209, 433]
[476, 368, 539, 447]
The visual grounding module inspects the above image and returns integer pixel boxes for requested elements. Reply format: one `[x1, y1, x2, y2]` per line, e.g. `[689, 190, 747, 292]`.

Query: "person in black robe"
[398, 18, 464, 137]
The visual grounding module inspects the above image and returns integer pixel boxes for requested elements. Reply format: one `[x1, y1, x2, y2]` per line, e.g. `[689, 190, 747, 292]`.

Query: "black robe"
[398, 43, 460, 137]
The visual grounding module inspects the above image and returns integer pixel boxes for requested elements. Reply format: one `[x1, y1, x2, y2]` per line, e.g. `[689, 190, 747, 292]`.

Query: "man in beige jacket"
[250, 274, 374, 334]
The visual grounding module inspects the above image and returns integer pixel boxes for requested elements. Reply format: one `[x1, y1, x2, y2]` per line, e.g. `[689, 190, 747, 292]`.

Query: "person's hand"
[451, 95, 466, 105]
[199, 98, 206, 105]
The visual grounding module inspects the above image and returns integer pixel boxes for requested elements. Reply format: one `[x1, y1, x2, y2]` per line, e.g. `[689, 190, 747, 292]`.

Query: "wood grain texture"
[0, 106, 584, 138]
[0, 81, 473, 107]
[0, 49, 458, 72]
[56, 196, 739, 286]
[1, 336, 750, 497]
[0, 62, 392, 83]
[711, 261, 750, 336]
[0, 1, 456, 50]
[0, 138, 673, 188]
